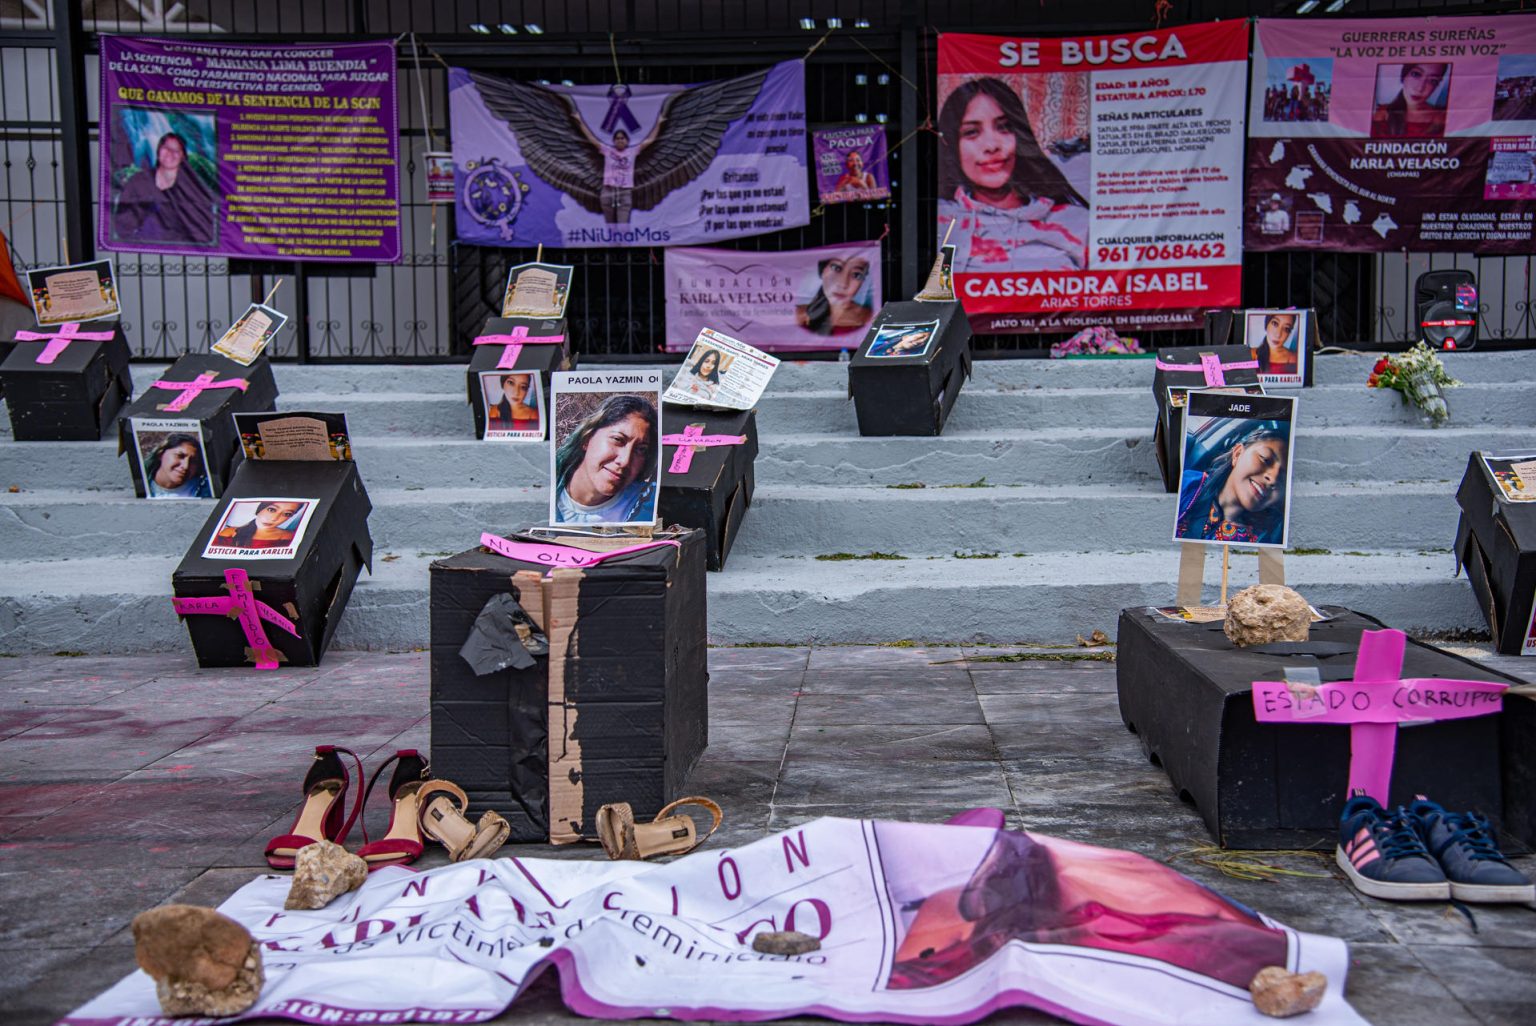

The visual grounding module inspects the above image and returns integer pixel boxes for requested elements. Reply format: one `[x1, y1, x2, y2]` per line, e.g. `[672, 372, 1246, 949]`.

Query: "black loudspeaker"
[1415, 270, 1478, 351]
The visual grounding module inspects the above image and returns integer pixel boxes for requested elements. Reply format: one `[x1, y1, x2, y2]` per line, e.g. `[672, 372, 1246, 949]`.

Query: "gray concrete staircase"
[1, 352, 1531, 652]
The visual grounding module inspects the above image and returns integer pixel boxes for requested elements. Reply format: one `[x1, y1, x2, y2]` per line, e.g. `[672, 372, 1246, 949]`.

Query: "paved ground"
[1, 644, 1533, 1026]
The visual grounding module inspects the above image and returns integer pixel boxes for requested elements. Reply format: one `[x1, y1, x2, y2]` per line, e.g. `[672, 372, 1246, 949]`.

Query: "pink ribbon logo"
[1251, 629, 1506, 803]
[1153, 354, 1260, 388]
[14, 322, 116, 365]
[171, 567, 301, 670]
[480, 532, 679, 574]
[473, 326, 565, 370]
[663, 424, 747, 474]
[151, 370, 250, 413]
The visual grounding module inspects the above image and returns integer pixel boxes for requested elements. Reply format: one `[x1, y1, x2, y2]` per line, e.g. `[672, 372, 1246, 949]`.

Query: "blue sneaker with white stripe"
[1336, 794, 1449, 901]
[1409, 797, 1534, 905]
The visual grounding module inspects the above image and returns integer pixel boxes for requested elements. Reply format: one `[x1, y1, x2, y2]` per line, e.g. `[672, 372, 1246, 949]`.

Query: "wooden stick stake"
[1219, 545, 1231, 607]
[262, 278, 284, 307]
[940, 219, 954, 249]
[536, 243, 544, 263]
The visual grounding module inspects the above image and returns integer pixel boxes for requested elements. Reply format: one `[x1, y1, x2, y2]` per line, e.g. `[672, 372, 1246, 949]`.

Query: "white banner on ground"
[63, 815, 1365, 1026]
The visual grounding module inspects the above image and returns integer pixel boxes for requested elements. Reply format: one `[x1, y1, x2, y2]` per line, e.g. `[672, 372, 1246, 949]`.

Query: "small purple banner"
[813, 124, 891, 205]
[665, 240, 883, 353]
[98, 36, 400, 263]
[450, 61, 809, 248]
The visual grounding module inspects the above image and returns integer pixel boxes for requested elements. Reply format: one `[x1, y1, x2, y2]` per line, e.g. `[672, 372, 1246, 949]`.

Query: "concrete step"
[0, 548, 1479, 653]
[0, 480, 1468, 559]
[3, 423, 1527, 494]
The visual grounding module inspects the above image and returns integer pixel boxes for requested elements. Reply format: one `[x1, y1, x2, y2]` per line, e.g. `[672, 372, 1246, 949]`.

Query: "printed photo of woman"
[140, 429, 212, 499]
[1245, 310, 1306, 383]
[1175, 413, 1294, 548]
[866, 320, 940, 359]
[936, 76, 1089, 275]
[483, 372, 541, 432]
[677, 347, 724, 402]
[795, 253, 876, 337]
[204, 498, 314, 559]
[111, 123, 218, 246]
[1371, 63, 1451, 139]
[835, 151, 877, 193]
[552, 393, 659, 525]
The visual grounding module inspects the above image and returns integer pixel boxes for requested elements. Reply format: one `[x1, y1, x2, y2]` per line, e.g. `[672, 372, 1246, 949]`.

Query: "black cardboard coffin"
[1455, 452, 1536, 656]
[659, 407, 758, 571]
[1115, 606, 1522, 850]
[1150, 345, 1262, 493]
[118, 353, 280, 498]
[172, 460, 373, 668]
[466, 317, 572, 440]
[0, 321, 133, 441]
[848, 300, 972, 437]
[430, 529, 708, 843]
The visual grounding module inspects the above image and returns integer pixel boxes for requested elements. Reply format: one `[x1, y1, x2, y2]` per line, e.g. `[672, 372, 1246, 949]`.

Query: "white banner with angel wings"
[450, 62, 809, 248]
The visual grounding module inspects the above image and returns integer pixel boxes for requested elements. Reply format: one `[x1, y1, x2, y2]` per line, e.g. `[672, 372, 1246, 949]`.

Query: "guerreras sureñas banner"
[937, 22, 1247, 333]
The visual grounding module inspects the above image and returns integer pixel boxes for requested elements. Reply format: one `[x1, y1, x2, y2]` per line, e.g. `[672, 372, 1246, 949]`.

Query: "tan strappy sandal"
[595, 796, 722, 861]
[416, 781, 510, 862]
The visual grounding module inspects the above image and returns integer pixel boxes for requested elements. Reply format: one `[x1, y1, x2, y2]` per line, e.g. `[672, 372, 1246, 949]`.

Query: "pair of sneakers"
[1336, 793, 1534, 903]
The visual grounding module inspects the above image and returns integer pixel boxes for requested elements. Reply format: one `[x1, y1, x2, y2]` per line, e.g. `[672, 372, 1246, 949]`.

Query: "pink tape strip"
[1153, 355, 1261, 388]
[667, 424, 704, 474]
[15, 322, 116, 365]
[473, 327, 565, 346]
[495, 343, 524, 370]
[170, 568, 300, 671]
[480, 532, 679, 571]
[660, 433, 748, 447]
[1249, 629, 1507, 804]
[151, 371, 250, 413]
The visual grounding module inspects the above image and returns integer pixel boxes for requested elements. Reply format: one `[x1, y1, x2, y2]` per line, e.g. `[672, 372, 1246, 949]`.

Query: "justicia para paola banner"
[1246, 14, 1536, 253]
[450, 62, 809, 248]
[937, 23, 1247, 334]
[98, 37, 400, 263]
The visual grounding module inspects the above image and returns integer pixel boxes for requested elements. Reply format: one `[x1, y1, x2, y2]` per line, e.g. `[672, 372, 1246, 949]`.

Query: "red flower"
[1367, 374, 1379, 387]
[1373, 358, 1389, 374]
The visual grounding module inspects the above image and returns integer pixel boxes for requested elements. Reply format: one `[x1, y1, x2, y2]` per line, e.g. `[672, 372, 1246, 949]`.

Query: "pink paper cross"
[1153, 353, 1260, 388]
[481, 531, 680, 574]
[151, 370, 250, 412]
[1251, 629, 1506, 804]
[14, 322, 116, 365]
[171, 567, 302, 670]
[663, 425, 747, 474]
[473, 325, 565, 370]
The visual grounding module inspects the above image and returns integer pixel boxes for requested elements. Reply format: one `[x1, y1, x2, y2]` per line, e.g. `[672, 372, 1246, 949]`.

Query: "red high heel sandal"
[356, 750, 431, 871]
[265, 745, 367, 870]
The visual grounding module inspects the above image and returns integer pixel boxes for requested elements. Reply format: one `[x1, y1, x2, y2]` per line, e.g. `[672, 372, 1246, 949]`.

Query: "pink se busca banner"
[98, 37, 400, 262]
[1247, 14, 1536, 253]
[937, 23, 1247, 334]
[664, 240, 883, 352]
[63, 814, 1364, 1026]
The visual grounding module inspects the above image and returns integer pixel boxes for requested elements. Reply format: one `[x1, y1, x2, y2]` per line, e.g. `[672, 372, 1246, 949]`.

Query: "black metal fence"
[1, 0, 1531, 361]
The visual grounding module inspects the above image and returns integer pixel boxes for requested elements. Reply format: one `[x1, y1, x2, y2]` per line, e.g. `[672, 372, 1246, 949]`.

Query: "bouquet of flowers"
[1050, 325, 1144, 359]
[1366, 342, 1461, 426]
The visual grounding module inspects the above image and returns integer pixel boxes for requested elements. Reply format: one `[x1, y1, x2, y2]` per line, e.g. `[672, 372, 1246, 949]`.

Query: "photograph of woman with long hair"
[677, 346, 725, 402]
[794, 253, 875, 337]
[1371, 63, 1451, 139]
[481, 371, 541, 435]
[834, 150, 877, 193]
[206, 499, 312, 558]
[111, 124, 218, 246]
[138, 429, 212, 499]
[552, 393, 659, 525]
[936, 76, 1089, 274]
[1175, 410, 1294, 548]
[1245, 310, 1305, 382]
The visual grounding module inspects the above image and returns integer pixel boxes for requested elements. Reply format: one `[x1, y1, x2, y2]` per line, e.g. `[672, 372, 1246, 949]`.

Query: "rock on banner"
[937, 24, 1247, 333]
[1246, 14, 1536, 253]
[450, 62, 809, 248]
[63, 813, 1366, 1026]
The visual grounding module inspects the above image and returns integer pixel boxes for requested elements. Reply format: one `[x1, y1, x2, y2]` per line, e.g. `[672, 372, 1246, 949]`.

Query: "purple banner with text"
[665, 240, 884, 352]
[1246, 14, 1536, 253]
[450, 61, 809, 248]
[813, 124, 891, 204]
[98, 36, 400, 262]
